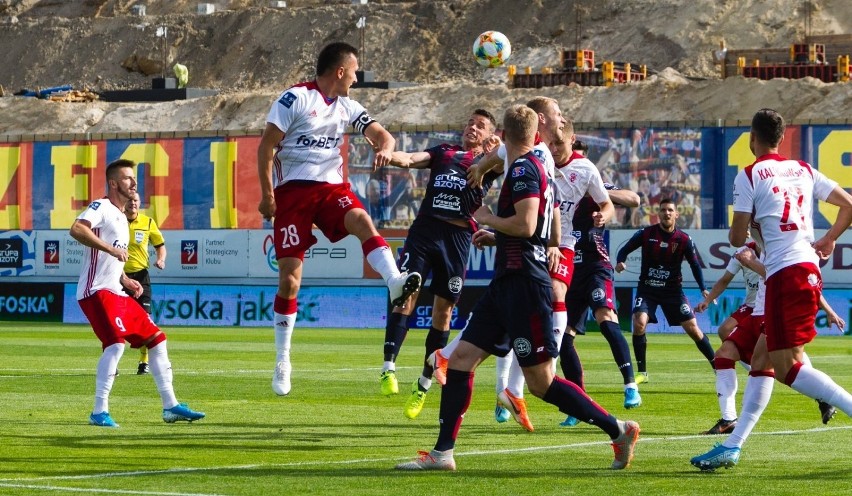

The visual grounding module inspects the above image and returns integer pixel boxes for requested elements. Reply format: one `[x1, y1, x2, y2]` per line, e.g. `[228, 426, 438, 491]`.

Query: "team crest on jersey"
[308, 109, 317, 118]
[592, 288, 605, 301]
[513, 338, 532, 358]
[511, 166, 525, 178]
[569, 172, 578, 183]
[134, 230, 145, 243]
[448, 276, 463, 294]
[670, 242, 679, 252]
[338, 196, 353, 208]
[89, 201, 101, 210]
[279, 91, 297, 108]
[680, 303, 691, 315]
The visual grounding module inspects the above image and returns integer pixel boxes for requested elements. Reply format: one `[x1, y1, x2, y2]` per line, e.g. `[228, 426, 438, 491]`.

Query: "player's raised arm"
[389, 150, 432, 169]
[363, 121, 395, 169]
[609, 188, 640, 208]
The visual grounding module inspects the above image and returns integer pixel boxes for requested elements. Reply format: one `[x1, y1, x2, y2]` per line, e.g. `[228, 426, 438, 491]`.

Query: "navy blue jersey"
[616, 224, 706, 291]
[417, 144, 500, 227]
[571, 183, 617, 266]
[494, 151, 554, 285]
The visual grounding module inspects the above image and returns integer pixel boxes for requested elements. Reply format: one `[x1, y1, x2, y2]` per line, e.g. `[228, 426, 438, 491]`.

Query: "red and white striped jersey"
[75, 198, 129, 300]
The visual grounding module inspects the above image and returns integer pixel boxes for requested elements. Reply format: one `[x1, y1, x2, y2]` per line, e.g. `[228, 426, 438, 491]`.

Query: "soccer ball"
[473, 31, 512, 68]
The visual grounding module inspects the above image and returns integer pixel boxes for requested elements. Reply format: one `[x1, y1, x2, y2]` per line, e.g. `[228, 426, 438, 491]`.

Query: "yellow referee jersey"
[125, 213, 165, 273]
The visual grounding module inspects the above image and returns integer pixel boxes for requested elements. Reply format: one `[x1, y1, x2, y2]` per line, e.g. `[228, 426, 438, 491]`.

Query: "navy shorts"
[565, 262, 616, 333]
[397, 216, 471, 303]
[632, 285, 695, 325]
[461, 275, 556, 367]
[124, 269, 152, 314]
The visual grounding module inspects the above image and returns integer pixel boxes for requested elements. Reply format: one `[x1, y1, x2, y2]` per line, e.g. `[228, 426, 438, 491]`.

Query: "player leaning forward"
[257, 42, 422, 396]
[71, 159, 204, 427]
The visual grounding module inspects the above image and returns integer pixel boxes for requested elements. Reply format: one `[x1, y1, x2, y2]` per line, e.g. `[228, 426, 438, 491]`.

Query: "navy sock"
[695, 334, 716, 368]
[383, 312, 409, 362]
[559, 334, 584, 390]
[600, 320, 634, 384]
[422, 327, 450, 378]
[632, 333, 647, 374]
[542, 376, 620, 438]
[435, 368, 474, 452]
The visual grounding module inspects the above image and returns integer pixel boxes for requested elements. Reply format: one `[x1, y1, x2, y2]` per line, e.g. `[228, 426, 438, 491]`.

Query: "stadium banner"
[33, 230, 87, 277]
[62, 284, 388, 328]
[25, 229, 361, 280]
[404, 285, 486, 330]
[248, 229, 363, 279]
[0, 282, 64, 322]
[639, 288, 850, 337]
[0, 230, 35, 276]
[609, 229, 852, 287]
[3, 124, 850, 233]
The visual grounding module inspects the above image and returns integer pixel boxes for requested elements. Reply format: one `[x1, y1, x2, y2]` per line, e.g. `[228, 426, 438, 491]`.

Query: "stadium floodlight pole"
[357, 16, 366, 69]
[156, 25, 168, 80]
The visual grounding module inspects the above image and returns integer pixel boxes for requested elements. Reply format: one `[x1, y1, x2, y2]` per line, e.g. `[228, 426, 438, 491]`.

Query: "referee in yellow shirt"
[124, 192, 167, 374]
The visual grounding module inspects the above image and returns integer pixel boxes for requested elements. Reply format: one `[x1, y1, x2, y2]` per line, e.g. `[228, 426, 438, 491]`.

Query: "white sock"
[739, 360, 752, 372]
[800, 352, 812, 367]
[716, 368, 739, 421]
[382, 361, 395, 373]
[507, 353, 525, 398]
[366, 246, 400, 283]
[442, 329, 463, 359]
[418, 376, 432, 391]
[552, 312, 567, 352]
[725, 375, 773, 448]
[149, 341, 178, 409]
[274, 312, 296, 363]
[790, 364, 852, 416]
[495, 353, 511, 394]
[93, 343, 124, 414]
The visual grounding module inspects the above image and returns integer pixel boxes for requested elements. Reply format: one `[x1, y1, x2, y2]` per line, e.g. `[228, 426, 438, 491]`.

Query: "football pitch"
[1, 322, 850, 496]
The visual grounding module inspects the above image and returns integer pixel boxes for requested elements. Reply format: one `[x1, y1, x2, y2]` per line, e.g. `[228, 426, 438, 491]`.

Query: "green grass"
[1, 322, 850, 495]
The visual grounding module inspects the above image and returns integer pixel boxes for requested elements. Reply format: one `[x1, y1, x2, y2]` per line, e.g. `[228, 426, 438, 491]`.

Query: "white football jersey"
[725, 244, 762, 308]
[553, 152, 609, 249]
[266, 81, 375, 187]
[752, 277, 767, 316]
[497, 141, 555, 178]
[75, 198, 130, 300]
[732, 154, 837, 277]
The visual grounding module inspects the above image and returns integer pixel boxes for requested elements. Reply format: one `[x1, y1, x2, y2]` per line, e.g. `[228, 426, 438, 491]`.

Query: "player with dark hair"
[395, 105, 639, 472]
[691, 108, 852, 470]
[70, 159, 204, 427]
[257, 42, 422, 396]
[379, 109, 502, 420]
[615, 198, 715, 383]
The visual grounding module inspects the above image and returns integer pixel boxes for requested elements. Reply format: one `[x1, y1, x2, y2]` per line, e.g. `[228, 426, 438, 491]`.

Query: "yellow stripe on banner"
[122, 143, 171, 226]
[0, 146, 21, 229]
[50, 145, 98, 228]
[210, 141, 238, 228]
